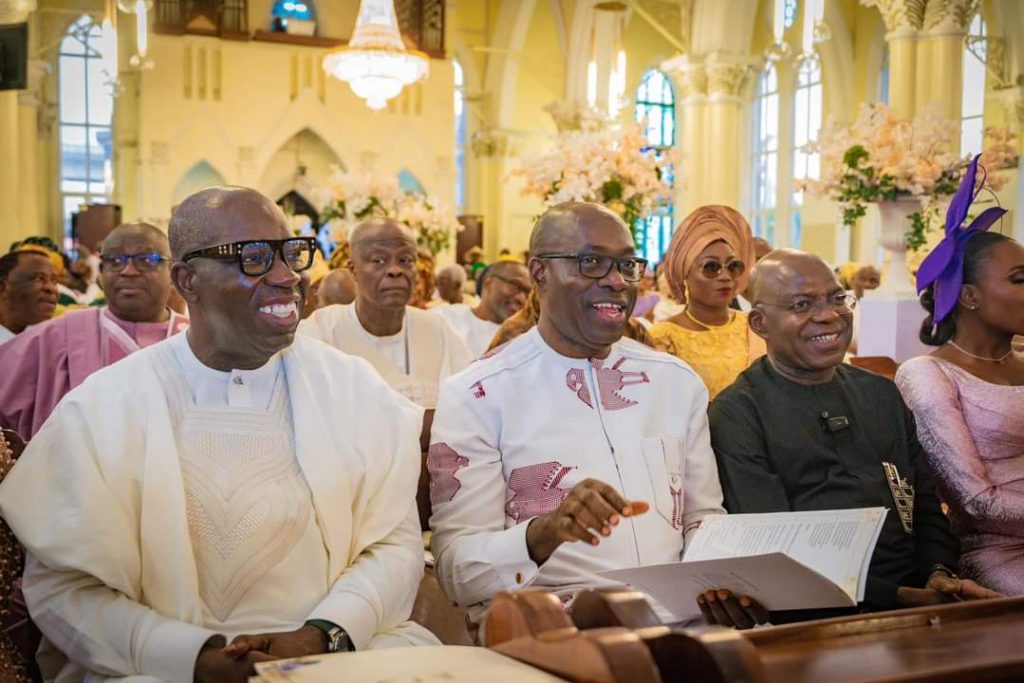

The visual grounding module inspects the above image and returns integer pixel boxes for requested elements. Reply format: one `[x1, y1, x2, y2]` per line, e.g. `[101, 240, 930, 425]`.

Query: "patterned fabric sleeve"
[896, 358, 1024, 536]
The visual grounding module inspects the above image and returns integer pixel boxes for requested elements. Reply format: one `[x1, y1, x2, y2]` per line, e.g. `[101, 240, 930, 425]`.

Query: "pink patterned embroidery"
[565, 357, 650, 411]
[669, 484, 683, 530]
[558, 591, 577, 615]
[471, 381, 486, 399]
[505, 461, 574, 523]
[427, 443, 469, 505]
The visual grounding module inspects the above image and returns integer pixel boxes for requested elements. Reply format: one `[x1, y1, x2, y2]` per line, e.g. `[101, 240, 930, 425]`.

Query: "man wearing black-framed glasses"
[0, 222, 189, 439]
[431, 259, 531, 357]
[428, 202, 725, 633]
[0, 187, 438, 683]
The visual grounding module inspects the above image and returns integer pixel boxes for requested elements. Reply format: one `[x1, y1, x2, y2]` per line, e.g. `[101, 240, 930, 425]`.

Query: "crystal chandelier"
[322, 0, 429, 111]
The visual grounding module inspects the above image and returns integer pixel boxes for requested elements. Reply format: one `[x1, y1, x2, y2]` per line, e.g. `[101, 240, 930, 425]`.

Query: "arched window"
[790, 57, 822, 248]
[271, 0, 314, 29]
[961, 12, 987, 157]
[59, 15, 115, 236]
[633, 68, 675, 262]
[750, 64, 779, 243]
[878, 46, 890, 104]
[454, 59, 466, 212]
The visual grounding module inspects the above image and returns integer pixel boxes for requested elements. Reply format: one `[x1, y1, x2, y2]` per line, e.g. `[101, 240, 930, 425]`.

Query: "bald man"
[431, 260, 531, 356]
[316, 268, 357, 308]
[704, 249, 996, 629]
[0, 187, 436, 683]
[298, 217, 470, 408]
[431, 263, 467, 307]
[428, 202, 724, 633]
[0, 222, 188, 438]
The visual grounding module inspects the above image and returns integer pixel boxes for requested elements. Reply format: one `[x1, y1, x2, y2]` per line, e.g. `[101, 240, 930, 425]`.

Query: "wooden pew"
[487, 589, 1024, 683]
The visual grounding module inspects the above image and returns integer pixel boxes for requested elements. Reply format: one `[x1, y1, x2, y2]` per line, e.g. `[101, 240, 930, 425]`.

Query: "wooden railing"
[152, 0, 445, 56]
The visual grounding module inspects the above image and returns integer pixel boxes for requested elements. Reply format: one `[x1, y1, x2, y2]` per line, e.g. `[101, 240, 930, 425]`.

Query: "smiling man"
[428, 202, 725, 633]
[431, 260, 531, 357]
[703, 249, 998, 630]
[0, 222, 188, 438]
[0, 249, 58, 344]
[299, 217, 470, 408]
[0, 187, 436, 683]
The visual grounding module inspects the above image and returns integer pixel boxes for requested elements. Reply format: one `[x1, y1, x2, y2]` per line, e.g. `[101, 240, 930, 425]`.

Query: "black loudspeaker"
[0, 23, 28, 91]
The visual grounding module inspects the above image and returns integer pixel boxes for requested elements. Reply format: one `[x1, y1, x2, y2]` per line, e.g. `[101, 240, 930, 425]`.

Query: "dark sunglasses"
[182, 238, 317, 277]
[697, 259, 746, 280]
[100, 252, 169, 272]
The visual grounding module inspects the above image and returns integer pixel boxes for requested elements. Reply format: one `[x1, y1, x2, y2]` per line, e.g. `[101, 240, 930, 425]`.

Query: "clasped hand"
[525, 478, 649, 564]
[194, 626, 328, 683]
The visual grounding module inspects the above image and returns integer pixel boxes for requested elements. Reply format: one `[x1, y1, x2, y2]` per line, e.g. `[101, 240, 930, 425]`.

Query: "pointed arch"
[172, 161, 228, 206]
[257, 127, 345, 203]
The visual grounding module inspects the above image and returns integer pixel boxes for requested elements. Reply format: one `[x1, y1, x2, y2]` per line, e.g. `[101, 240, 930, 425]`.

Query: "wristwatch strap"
[304, 619, 354, 653]
[930, 563, 960, 580]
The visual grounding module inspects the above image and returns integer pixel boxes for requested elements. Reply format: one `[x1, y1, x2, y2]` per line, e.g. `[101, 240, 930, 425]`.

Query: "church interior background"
[0, 0, 1021, 274]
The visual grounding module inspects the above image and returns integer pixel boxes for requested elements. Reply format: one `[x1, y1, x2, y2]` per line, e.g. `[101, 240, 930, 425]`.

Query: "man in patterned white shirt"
[428, 202, 725, 632]
[0, 187, 436, 683]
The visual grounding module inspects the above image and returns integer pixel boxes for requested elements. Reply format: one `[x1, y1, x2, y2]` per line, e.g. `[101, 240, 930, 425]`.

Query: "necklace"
[947, 341, 1015, 364]
[684, 306, 733, 330]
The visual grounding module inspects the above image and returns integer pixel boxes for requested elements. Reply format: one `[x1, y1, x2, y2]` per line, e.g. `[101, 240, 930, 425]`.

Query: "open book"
[599, 507, 887, 620]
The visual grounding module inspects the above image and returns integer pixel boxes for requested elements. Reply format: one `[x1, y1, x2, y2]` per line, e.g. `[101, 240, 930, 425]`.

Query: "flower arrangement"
[799, 103, 1018, 251]
[510, 122, 675, 232]
[315, 166, 461, 256]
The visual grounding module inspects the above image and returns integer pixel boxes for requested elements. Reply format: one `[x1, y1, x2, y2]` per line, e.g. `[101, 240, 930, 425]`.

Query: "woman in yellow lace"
[649, 205, 766, 399]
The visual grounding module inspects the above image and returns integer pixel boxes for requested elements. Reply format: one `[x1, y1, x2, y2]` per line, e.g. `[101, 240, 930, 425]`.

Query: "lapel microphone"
[820, 411, 851, 433]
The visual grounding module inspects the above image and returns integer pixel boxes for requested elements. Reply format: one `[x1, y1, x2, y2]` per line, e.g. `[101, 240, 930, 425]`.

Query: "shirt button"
[515, 572, 523, 584]
[233, 376, 244, 385]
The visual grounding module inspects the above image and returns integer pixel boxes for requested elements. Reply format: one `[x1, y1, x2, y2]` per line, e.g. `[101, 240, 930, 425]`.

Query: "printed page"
[683, 508, 888, 600]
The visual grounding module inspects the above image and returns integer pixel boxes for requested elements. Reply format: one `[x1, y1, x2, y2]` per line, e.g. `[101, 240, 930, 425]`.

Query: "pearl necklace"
[947, 341, 1015, 364]
[684, 307, 734, 330]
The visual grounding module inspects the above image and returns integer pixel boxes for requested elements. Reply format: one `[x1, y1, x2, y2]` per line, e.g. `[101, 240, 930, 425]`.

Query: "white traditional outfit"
[0, 334, 436, 683]
[429, 303, 499, 358]
[428, 328, 725, 628]
[0, 324, 13, 345]
[298, 304, 471, 408]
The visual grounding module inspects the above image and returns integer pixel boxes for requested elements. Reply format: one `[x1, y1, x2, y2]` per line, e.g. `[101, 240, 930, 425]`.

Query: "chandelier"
[322, 0, 429, 111]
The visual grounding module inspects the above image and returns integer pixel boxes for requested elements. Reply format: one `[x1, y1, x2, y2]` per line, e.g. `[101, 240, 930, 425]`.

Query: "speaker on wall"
[0, 22, 28, 91]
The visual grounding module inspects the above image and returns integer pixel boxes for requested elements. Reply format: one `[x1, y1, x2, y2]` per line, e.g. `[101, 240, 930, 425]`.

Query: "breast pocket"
[642, 437, 685, 531]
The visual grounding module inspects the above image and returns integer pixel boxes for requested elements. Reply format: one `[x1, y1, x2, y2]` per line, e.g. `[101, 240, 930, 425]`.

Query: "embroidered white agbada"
[428, 328, 726, 627]
[298, 304, 471, 408]
[429, 304, 499, 358]
[0, 334, 437, 683]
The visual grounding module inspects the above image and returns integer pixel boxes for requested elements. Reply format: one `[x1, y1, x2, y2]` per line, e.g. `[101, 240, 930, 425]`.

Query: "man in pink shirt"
[0, 222, 188, 438]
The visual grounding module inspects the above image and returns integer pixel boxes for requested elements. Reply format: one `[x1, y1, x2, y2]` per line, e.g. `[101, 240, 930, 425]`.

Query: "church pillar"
[16, 60, 48, 237]
[704, 56, 749, 209]
[0, 92, 22, 250]
[866, 0, 925, 118]
[665, 58, 706, 212]
[916, 1, 977, 124]
[472, 129, 520, 260]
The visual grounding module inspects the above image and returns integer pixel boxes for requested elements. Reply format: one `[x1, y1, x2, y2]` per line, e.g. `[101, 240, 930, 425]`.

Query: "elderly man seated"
[299, 218, 470, 408]
[428, 202, 725, 633]
[703, 249, 999, 629]
[431, 260, 531, 357]
[0, 187, 436, 683]
[0, 222, 189, 438]
[0, 250, 58, 344]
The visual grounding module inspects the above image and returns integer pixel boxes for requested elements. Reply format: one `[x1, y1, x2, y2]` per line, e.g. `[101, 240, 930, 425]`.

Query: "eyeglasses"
[182, 238, 317, 277]
[758, 292, 858, 317]
[536, 253, 648, 283]
[100, 252, 169, 272]
[696, 259, 746, 280]
[489, 273, 532, 296]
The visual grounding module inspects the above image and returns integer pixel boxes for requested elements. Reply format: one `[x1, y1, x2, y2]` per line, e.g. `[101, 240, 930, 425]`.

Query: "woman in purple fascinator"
[895, 154, 1024, 595]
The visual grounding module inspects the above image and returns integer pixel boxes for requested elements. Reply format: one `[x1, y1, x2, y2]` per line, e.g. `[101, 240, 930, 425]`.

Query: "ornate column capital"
[861, 0, 924, 38]
[704, 54, 752, 102]
[542, 101, 610, 132]
[922, 0, 979, 36]
[993, 86, 1024, 133]
[660, 54, 706, 100]
[471, 128, 521, 159]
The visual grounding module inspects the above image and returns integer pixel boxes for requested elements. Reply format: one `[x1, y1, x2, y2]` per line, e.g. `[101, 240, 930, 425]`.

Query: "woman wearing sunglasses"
[648, 205, 766, 399]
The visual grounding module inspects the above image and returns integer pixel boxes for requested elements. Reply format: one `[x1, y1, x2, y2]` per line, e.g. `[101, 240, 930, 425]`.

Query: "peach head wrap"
[663, 205, 754, 303]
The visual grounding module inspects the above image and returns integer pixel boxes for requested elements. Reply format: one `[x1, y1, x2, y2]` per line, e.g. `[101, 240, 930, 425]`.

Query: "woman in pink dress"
[896, 156, 1024, 595]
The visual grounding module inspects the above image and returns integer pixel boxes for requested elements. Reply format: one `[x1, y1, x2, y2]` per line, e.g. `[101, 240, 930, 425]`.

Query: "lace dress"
[649, 311, 766, 400]
[896, 356, 1024, 595]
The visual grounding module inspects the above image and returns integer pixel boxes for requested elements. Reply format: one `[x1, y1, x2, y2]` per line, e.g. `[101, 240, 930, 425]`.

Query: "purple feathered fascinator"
[915, 154, 1007, 325]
